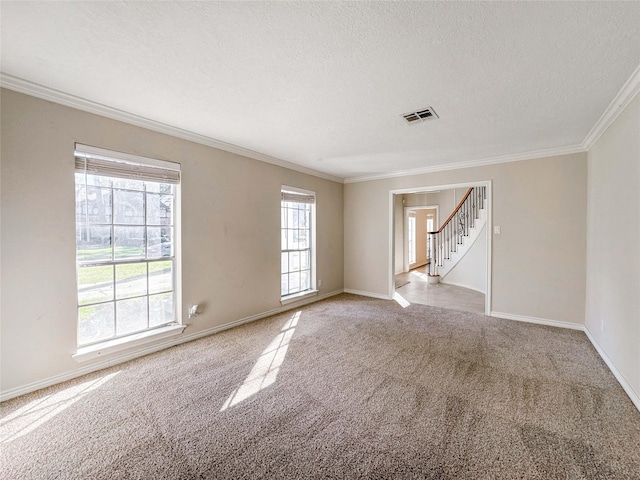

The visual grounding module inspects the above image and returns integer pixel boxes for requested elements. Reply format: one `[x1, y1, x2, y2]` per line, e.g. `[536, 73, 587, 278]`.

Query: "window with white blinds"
[74, 144, 181, 347]
[281, 187, 316, 297]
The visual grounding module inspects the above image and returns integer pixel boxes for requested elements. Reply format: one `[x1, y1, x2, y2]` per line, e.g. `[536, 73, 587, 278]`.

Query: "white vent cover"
[401, 107, 439, 124]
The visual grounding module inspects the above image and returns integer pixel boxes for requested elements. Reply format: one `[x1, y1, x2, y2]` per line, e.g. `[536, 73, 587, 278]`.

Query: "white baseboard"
[343, 288, 391, 300]
[6, 294, 638, 416]
[583, 327, 640, 413]
[0, 289, 344, 403]
[490, 311, 583, 330]
[175, 289, 345, 346]
[491, 310, 639, 413]
[0, 338, 188, 403]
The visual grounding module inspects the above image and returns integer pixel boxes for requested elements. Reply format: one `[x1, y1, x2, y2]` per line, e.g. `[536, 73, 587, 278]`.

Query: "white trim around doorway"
[388, 180, 493, 315]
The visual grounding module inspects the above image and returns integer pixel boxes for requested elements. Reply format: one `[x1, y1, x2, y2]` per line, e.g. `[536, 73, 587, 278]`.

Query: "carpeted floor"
[1, 294, 639, 479]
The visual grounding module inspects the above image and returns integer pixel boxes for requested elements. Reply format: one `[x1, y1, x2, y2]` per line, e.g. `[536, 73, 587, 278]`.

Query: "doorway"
[389, 181, 492, 315]
[404, 205, 438, 273]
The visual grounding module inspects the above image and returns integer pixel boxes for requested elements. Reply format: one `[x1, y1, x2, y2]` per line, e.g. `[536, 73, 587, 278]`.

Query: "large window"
[74, 145, 180, 347]
[281, 187, 315, 298]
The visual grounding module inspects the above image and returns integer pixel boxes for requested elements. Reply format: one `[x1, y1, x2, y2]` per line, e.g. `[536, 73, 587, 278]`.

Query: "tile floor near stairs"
[395, 265, 486, 315]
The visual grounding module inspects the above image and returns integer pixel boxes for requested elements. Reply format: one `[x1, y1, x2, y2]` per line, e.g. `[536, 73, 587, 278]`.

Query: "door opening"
[389, 181, 492, 315]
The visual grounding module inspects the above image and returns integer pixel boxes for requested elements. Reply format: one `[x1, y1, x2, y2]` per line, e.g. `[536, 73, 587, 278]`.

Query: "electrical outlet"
[318, 279, 323, 287]
[494, 226, 501, 235]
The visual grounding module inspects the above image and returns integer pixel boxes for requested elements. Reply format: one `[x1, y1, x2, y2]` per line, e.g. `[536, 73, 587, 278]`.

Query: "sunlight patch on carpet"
[0, 372, 120, 444]
[220, 311, 300, 411]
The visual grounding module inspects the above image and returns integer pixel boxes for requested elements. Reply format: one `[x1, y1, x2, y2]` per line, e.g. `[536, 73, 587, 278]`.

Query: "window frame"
[74, 144, 182, 350]
[280, 185, 316, 303]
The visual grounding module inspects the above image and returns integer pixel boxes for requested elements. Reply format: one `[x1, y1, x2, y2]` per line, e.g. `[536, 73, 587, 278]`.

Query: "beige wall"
[585, 93, 640, 403]
[404, 191, 452, 228]
[405, 190, 457, 230]
[404, 192, 435, 208]
[344, 152, 588, 324]
[0, 89, 344, 394]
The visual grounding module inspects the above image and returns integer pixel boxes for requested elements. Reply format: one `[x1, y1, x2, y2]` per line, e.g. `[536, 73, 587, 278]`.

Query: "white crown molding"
[582, 63, 640, 150]
[344, 144, 586, 184]
[345, 62, 640, 184]
[5, 61, 639, 186]
[0, 73, 343, 184]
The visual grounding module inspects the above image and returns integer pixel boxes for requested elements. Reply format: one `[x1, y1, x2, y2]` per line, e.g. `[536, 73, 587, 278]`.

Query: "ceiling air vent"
[402, 107, 438, 124]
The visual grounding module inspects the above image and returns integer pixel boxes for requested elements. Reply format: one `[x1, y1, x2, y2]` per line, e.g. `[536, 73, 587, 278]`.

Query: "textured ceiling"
[2, 1, 639, 180]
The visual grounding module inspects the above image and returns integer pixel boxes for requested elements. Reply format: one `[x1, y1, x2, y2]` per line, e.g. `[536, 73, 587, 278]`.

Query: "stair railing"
[428, 186, 486, 276]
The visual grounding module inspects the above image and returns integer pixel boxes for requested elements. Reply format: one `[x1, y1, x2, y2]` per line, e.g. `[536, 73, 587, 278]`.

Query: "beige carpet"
[1, 294, 639, 479]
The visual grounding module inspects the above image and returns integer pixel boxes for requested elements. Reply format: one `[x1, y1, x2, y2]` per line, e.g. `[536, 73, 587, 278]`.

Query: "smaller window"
[281, 187, 315, 298]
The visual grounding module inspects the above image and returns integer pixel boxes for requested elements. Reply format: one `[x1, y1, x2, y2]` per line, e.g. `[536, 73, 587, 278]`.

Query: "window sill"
[72, 324, 186, 363]
[280, 290, 318, 306]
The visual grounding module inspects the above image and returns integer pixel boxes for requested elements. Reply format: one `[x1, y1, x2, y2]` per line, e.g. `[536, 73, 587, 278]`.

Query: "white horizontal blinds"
[74, 144, 180, 184]
[281, 190, 315, 204]
[75, 156, 180, 184]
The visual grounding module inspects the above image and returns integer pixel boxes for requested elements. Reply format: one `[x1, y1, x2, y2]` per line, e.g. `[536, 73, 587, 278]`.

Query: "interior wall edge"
[584, 326, 640, 413]
[491, 310, 639, 413]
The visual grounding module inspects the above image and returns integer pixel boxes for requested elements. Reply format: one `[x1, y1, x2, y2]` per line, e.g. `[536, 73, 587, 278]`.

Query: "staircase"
[428, 186, 487, 279]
